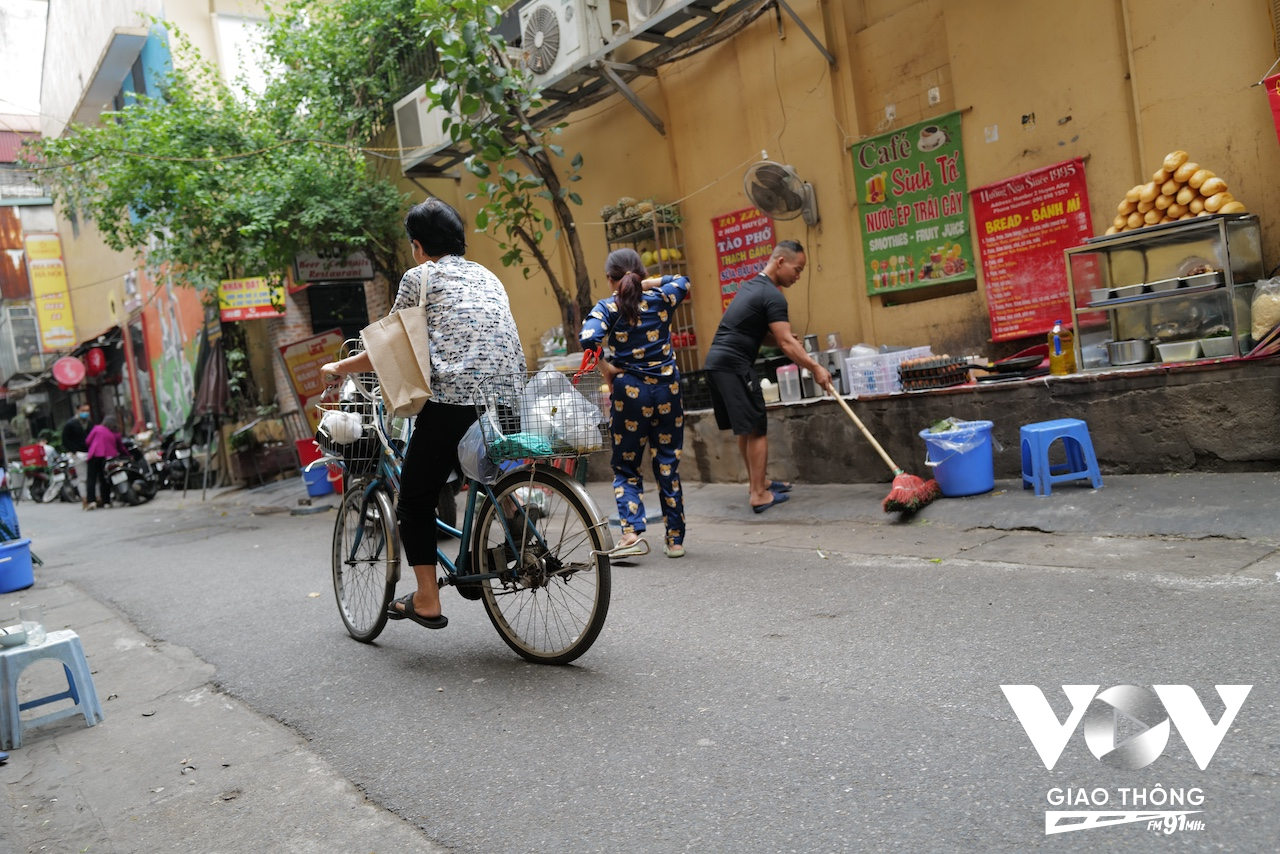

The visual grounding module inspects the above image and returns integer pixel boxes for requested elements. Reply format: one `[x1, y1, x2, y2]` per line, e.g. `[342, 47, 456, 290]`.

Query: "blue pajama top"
[579, 275, 690, 379]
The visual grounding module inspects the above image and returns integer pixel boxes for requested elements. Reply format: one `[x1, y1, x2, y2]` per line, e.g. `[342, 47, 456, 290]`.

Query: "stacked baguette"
[1107, 151, 1246, 235]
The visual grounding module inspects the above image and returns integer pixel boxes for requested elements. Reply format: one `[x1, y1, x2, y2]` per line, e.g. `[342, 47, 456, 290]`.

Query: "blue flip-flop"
[769, 480, 793, 493]
[752, 492, 790, 514]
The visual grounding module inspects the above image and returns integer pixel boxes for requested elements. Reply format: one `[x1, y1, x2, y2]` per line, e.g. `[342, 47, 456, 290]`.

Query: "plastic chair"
[1020, 418, 1103, 497]
[0, 629, 104, 749]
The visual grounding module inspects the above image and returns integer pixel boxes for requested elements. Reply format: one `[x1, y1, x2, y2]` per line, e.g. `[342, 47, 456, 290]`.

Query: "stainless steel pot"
[1106, 338, 1153, 365]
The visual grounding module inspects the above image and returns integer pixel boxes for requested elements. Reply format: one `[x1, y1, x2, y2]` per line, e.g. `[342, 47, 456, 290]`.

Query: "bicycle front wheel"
[472, 465, 612, 665]
[332, 481, 399, 642]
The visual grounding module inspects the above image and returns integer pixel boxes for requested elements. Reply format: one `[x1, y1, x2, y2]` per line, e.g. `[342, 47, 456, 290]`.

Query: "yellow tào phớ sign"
[218, 276, 286, 321]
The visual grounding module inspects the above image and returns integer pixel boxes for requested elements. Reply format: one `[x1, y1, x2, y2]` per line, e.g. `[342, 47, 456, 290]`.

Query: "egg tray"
[898, 357, 972, 391]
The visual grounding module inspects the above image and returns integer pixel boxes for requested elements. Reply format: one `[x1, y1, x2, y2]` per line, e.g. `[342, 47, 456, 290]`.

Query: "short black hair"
[775, 239, 804, 257]
[404, 198, 467, 257]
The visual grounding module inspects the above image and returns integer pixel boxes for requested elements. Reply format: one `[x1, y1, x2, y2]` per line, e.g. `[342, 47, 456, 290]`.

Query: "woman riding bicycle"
[321, 198, 525, 630]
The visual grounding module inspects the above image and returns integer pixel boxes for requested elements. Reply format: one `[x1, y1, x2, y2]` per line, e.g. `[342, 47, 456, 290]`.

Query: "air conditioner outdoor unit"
[393, 84, 448, 174]
[519, 0, 613, 86]
[626, 0, 696, 30]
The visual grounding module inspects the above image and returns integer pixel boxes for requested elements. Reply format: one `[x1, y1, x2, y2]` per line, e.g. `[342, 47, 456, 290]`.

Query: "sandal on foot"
[387, 593, 447, 630]
[609, 539, 650, 558]
[663, 543, 685, 558]
[751, 492, 790, 514]
[769, 480, 793, 493]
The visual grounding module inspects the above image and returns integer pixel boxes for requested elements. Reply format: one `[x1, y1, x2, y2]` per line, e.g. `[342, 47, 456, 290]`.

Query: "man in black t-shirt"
[704, 240, 830, 513]
[61, 402, 92, 454]
[61, 402, 93, 508]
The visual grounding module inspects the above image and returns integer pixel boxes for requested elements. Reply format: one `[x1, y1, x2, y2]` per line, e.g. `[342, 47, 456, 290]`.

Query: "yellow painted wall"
[402, 0, 1280, 364]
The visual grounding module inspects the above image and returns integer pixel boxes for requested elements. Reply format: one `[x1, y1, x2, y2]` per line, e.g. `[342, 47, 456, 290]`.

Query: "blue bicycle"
[317, 355, 615, 664]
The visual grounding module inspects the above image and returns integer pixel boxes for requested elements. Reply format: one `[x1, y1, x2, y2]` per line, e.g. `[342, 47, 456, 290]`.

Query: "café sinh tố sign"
[970, 158, 1093, 341]
[24, 233, 76, 351]
[712, 207, 774, 312]
[850, 111, 975, 295]
[293, 249, 374, 284]
[218, 276, 286, 321]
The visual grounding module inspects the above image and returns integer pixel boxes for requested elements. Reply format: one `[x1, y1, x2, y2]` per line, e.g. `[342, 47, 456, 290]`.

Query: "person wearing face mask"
[703, 241, 830, 514]
[61, 402, 93, 508]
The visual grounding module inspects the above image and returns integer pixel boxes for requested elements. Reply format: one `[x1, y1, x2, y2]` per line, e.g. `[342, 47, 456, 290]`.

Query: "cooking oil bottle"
[1048, 319, 1076, 376]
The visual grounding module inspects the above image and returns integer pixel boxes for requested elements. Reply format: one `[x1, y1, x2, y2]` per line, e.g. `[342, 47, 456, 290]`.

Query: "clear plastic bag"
[457, 421, 499, 485]
[1251, 277, 1280, 341]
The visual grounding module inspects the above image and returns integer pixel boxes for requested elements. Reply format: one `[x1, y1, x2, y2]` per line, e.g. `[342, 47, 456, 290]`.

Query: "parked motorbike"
[27, 453, 80, 504]
[159, 431, 202, 490]
[105, 438, 159, 505]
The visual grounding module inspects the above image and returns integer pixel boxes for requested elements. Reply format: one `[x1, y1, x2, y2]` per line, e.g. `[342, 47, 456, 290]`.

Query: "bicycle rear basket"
[316, 397, 384, 477]
[475, 369, 610, 463]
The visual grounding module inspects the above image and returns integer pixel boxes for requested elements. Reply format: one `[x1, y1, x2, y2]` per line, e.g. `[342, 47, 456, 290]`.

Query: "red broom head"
[882, 473, 942, 514]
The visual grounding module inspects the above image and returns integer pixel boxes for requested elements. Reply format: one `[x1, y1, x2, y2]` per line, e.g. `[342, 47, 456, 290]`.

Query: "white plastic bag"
[457, 421, 499, 484]
[520, 369, 606, 452]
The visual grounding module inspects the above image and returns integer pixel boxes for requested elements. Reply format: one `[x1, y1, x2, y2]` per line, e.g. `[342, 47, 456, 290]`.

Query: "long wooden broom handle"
[822, 382, 903, 475]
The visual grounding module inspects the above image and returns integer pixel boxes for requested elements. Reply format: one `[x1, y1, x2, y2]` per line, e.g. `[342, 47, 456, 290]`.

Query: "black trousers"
[85, 457, 111, 507]
[396, 401, 477, 566]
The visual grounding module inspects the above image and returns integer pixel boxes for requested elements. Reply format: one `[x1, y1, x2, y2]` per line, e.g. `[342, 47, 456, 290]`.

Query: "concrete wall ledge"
[672, 360, 1280, 484]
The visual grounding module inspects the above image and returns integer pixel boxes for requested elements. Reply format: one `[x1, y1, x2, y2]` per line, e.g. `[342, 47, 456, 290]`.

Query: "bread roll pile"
[1106, 151, 1246, 235]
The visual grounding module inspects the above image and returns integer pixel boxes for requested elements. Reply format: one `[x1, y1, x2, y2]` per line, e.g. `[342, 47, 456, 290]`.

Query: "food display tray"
[1086, 280, 1224, 308]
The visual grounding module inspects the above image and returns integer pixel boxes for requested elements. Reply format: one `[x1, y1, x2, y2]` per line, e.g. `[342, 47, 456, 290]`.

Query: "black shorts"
[706, 369, 767, 436]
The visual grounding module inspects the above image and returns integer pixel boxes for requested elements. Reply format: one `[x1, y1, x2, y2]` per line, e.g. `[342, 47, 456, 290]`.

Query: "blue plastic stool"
[1020, 418, 1103, 497]
[0, 629, 104, 749]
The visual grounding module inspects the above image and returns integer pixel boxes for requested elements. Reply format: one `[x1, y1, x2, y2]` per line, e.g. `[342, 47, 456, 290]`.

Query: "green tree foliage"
[23, 27, 406, 292]
[261, 0, 430, 146]
[422, 0, 592, 341]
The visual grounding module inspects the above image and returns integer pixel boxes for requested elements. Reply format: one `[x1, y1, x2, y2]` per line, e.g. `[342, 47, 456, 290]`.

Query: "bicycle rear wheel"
[471, 465, 612, 665]
[332, 481, 399, 642]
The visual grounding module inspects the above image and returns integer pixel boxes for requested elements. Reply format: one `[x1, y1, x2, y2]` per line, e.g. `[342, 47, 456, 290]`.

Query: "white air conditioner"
[393, 84, 448, 174]
[519, 0, 613, 85]
[626, 0, 696, 30]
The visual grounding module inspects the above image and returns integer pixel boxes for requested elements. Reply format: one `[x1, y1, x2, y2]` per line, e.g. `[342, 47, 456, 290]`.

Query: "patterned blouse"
[579, 275, 690, 379]
[390, 255, 526, 406]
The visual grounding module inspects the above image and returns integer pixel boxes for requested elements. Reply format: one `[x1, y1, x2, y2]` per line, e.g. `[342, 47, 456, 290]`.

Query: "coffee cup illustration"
[918, 125, 949, 151]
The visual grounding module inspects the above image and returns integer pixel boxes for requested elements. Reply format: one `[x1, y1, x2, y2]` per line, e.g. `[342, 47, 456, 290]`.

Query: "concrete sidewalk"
[2, 470, 1278, 853]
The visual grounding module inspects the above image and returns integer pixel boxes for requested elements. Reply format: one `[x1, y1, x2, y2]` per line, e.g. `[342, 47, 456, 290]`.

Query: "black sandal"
[387, 593, 447, 630]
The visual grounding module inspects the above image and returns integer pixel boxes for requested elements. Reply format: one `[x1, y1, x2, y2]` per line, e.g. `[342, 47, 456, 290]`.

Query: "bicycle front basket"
[474, 370, 609, 463]
[316, 399, 383, 477]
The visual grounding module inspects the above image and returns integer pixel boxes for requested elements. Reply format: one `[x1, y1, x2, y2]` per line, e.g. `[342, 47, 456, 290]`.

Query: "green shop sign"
[851, 111, 975, 295]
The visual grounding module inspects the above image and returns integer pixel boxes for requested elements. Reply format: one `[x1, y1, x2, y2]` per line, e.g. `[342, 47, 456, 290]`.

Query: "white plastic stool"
[0, 629, 104, 749]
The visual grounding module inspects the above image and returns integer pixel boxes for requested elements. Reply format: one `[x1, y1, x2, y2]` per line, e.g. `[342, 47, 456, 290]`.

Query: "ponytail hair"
[604, 248, 648, 325]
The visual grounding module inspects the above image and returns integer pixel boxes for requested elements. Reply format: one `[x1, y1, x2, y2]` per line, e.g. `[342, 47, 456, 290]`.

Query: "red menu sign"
[970, 158, 1092, 341]
[712, 206, 774, 312]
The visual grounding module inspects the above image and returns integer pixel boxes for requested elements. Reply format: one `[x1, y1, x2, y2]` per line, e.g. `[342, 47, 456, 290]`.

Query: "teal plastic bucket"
[302, 465, 334, 498]
[0, 538, 34, 593]
[919, 421, 995, 497]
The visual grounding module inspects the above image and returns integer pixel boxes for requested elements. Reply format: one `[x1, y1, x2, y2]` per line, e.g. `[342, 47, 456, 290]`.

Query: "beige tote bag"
[360, 280, 433, 418]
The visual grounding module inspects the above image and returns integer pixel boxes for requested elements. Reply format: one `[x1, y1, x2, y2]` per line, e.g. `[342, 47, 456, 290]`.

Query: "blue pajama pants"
[610, 373, 685, 546]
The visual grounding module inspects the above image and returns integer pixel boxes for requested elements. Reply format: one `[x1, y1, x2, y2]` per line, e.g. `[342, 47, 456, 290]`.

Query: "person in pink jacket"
[84, 414, 126, 509]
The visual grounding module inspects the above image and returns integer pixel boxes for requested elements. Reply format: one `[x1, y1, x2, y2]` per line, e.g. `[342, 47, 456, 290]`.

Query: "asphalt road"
[15, 481, 1280, 853]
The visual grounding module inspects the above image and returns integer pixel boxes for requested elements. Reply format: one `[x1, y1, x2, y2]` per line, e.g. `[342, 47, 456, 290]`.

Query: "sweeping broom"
[825, 383, 941, 514]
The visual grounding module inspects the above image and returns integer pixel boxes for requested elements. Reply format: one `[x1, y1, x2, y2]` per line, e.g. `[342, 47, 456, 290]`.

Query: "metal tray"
[1086, 280, 1224, 308]
[1181, 271, 1224, 289]
[1147, 277, 1181, 293]
[1112, 284, 1147, 298]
